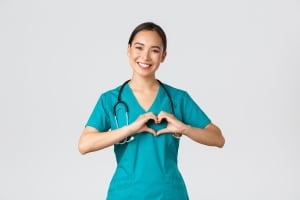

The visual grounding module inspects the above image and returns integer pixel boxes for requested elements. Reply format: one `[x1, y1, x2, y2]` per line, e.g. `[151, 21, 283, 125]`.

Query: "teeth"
[139, 62, 150, 68]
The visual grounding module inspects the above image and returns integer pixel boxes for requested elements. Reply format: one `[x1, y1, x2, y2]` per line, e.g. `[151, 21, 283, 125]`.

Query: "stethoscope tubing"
[113, 79, 179, 144]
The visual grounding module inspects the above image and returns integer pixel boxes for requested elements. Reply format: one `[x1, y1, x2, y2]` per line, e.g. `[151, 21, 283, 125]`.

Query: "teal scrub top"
[86, 82, 211, 200]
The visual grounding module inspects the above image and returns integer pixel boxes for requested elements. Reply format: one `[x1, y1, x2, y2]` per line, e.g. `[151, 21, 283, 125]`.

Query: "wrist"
[181, 124, 192, 136]
[124, 124, 135, 136]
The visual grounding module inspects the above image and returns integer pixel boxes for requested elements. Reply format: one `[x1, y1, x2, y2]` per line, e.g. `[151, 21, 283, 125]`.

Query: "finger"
[145, 127, 157, 136]
[157, 111, 172, 123]
[156, 128, 170, 135]
[144, 112, 158, 123]
[157, 115, 170, 124]
[157, 113, 166, 123]
[158, 110, 167, 117]
[138, 114, 155, 124]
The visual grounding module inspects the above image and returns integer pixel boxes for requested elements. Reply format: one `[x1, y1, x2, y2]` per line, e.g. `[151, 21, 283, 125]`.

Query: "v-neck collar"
[125, 83, 162, 113]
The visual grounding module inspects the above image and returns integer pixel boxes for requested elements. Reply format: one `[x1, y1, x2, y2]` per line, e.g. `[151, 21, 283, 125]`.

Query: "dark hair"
[128, 22, 167, 52]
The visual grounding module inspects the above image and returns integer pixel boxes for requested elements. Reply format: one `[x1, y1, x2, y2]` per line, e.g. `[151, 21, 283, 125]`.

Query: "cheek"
[128, 50, 140, 58]
[153, 54, 164, 62]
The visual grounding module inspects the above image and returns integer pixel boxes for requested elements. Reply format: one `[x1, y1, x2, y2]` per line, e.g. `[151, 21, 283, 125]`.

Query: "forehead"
[132, 30, 163, 46]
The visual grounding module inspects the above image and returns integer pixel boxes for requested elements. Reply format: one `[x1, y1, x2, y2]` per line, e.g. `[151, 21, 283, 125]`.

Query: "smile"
[138, 62, 151, 68]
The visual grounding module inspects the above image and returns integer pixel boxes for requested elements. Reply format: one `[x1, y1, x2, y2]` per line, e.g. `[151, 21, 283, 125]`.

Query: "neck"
[129, 75, 158, 90]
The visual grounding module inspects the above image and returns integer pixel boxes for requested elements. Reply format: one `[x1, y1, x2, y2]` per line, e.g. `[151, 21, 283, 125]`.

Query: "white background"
[1, 0, 299, 199]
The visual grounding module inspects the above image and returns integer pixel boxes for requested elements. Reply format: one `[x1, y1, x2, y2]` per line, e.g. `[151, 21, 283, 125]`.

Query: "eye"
[135, 46, 143, 50]
[152, 49, 160, 53]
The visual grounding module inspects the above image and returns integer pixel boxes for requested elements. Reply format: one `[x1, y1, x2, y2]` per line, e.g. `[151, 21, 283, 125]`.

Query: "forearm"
[181, 123, 225, 148]
[78, 126, 133, 154]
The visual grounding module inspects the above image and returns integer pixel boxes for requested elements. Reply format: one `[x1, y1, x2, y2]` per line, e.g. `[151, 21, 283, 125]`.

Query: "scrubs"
[86, 83, 211, 200]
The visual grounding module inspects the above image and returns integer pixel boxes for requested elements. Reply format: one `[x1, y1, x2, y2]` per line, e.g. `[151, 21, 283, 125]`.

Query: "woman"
[78, 21, 225, 199]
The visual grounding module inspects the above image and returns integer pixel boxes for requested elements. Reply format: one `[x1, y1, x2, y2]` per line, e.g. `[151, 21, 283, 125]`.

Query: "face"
[127, 30, 167, 78]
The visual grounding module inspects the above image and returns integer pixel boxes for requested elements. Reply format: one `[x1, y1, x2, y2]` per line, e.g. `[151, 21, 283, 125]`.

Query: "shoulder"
[160, 82, 189, 97]
[101, 85, 119, 97]
[96, 83, 123, 103]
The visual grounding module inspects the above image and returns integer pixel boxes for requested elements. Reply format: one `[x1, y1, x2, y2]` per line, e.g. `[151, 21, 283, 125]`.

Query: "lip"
[137, 62, 152, 68]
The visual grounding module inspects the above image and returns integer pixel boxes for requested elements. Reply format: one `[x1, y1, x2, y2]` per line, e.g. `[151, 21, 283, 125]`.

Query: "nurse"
[78, 21, 225, 199]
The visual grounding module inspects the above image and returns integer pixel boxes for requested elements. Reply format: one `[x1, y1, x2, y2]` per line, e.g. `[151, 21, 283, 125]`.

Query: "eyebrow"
[133, 42, 161, 50]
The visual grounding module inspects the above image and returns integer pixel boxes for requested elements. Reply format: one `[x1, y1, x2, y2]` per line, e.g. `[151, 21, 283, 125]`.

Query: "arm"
[156, 111, 225, 148]
[78, 112, 158, 154]
[181, 123, 225, 148]
[78, 126, 132, 155]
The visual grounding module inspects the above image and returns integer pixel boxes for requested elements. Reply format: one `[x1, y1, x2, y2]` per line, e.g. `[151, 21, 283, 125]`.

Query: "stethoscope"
[113, 79, 180, 144]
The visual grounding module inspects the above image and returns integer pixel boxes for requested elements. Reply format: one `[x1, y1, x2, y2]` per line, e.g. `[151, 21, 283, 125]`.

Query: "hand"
[128, 112, 158, 136]
[156, 111, 186, 136]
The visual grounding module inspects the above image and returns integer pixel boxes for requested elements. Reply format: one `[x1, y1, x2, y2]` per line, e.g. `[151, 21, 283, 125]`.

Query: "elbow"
[78, 145, 86, 155]
[210, 127, 225, 148]
[214, 126, 225, 148]
[78, 141, 89, 155]
[217, 136, 225, 148]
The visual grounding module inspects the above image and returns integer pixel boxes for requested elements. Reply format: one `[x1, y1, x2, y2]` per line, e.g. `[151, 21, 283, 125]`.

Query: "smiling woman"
[78, 21, 225, 199]
[127, 28, 167, 79]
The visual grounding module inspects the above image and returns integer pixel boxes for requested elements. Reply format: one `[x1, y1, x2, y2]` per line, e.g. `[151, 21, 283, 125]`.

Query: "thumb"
[156, 128, 169, 136]
[145, 127, 157, 136]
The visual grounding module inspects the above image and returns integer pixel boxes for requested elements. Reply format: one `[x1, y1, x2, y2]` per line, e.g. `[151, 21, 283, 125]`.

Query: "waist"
[107, 174, 188, 199]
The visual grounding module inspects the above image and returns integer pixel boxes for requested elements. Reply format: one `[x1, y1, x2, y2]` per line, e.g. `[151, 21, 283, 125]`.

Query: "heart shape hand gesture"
[128, 111, 185, 137]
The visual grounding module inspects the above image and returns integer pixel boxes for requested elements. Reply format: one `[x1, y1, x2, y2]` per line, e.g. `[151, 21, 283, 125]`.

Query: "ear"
[126, 44, 130, 57]
[160, 51, 167, 63]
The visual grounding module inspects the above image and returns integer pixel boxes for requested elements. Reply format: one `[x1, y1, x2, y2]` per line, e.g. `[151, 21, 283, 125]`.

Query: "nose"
[140, 49, 151, 60]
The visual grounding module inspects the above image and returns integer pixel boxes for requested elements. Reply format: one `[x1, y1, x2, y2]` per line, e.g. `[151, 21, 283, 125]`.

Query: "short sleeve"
[181, 92, 211, 128]
[85, 94, 111, 132]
